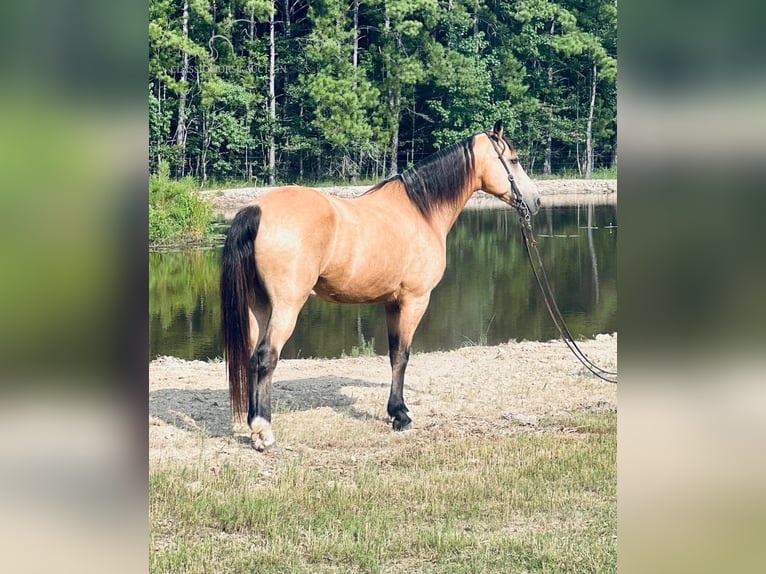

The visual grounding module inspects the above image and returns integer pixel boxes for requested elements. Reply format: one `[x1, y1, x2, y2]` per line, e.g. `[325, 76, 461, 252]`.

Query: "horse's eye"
[510, 158, 519, 165]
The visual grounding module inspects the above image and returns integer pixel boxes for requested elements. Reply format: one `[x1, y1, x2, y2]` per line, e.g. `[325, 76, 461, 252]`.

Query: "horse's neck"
[429, 184, 478, 238]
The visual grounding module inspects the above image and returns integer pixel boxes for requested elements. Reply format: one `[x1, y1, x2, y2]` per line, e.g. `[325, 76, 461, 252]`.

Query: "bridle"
[485, 131, 532, 229]
[484, 131, 618, 384]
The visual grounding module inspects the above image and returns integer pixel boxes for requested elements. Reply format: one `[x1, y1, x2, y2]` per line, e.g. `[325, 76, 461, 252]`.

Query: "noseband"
[485, 132, 532, 228]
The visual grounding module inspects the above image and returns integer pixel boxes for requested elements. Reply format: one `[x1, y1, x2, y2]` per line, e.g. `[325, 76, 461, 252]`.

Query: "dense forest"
[149, 0, 616, 185]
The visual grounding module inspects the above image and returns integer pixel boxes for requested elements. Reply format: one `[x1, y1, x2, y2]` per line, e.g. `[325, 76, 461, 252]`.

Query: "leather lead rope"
[486, 130, 616, 383]
[520, 225, 618, 384]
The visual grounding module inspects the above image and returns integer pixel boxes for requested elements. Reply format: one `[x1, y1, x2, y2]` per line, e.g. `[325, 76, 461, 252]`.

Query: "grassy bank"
[150, 410, 616, 573]
[150, 161, 215, 246]
[534, 167, 617, 180]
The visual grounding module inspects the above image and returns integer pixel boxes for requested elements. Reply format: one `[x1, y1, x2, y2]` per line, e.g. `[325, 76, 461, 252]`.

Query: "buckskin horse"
[220, 120, 541, 450]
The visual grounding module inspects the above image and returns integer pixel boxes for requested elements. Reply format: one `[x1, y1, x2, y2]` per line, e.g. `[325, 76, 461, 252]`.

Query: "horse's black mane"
[365, 136, 477, 218]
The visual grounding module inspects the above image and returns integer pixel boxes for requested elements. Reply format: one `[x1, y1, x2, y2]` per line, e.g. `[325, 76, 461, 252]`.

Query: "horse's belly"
[311, 275, 398, 305]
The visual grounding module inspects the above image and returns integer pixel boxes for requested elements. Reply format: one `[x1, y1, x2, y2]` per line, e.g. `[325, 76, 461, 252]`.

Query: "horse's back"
[255, 185, 337, 241]
[255, 184, 333, 213]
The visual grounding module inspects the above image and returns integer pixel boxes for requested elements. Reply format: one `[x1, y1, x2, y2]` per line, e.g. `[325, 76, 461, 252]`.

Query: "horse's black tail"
[220, 205, 262, 419]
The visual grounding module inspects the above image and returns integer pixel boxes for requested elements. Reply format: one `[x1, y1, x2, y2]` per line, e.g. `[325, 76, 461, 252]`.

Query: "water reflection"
[150, 205, 617, 361]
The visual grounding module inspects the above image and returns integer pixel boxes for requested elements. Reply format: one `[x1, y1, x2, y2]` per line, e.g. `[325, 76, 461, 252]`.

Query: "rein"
[520, 225, 617, 384]
[486, 132, 617, 384]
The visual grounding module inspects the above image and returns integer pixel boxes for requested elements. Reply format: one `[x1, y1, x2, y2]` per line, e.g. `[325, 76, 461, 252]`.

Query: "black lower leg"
[247, 353, 258, 426]
[248, 340, 276, 427]
[387, 332, 412, 431]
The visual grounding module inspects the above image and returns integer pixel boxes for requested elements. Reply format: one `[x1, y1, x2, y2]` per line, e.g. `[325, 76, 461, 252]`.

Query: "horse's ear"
[493, 119, 504, 140]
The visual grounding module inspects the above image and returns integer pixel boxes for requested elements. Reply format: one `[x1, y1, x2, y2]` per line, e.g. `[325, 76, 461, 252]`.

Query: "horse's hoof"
[261, 441, 279, 453]
[392, 412, 413, 432]
[250, 417, 276, 452]
[251, 433, 277, 452]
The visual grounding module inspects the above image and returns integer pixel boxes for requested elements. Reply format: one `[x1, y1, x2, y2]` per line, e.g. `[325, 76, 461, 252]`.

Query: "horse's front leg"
[384, 294, 431, 431]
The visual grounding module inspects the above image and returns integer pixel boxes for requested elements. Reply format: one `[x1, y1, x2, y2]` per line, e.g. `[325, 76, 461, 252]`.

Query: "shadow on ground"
[150, 376, 385, 438]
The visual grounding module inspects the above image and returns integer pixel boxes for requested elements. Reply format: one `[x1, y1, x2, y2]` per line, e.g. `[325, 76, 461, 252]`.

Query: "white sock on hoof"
[250, 416, 276, 449]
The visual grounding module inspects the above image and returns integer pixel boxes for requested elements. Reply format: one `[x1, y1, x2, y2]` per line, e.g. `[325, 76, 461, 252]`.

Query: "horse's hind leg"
[246, 301, 270, 430]
[384, 294, 431, 431]
[248, 296, 307, 450]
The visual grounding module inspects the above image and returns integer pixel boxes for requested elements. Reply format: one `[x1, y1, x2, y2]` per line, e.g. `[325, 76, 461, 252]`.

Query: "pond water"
[150, 204, 617, 361]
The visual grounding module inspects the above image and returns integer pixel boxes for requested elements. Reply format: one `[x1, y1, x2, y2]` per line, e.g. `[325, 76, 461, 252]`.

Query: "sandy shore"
[149, 334, 617, 469]
[200, 179, 616, 221]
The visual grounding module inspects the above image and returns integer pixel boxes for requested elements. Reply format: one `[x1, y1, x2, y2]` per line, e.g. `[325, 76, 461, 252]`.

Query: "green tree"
[147, 0, 617, 184]
[300, 0, 380, 180]
[368, 0, 439, 176]
[566, 0, 617, 176]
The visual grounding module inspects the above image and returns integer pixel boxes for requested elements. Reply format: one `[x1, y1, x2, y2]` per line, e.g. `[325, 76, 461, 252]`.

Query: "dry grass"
[149, 337, 617, 573]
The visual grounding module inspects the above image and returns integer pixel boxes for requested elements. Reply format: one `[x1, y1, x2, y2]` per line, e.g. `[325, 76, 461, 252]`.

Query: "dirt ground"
[149, 334, 617, 474]
[199, 179, 616, 220]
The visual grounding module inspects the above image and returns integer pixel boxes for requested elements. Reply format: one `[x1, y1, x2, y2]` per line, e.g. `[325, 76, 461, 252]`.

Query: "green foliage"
[426, 30, 501, 147]
[149, 161, 214, 245]
[149, 0, 617, 182]
[536, 166, 617, 180]
[342, 335, 377, 358]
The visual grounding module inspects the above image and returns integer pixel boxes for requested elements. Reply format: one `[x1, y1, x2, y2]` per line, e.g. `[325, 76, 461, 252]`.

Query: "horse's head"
[477, 120, 541, 216]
